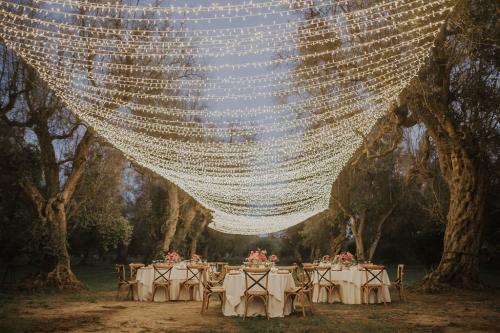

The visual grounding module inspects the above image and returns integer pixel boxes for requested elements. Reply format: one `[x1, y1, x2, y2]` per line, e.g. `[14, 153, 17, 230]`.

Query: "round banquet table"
[135, 265, 202, 302]
[222, 270, 295, 318]
[312, 265, 391, 304]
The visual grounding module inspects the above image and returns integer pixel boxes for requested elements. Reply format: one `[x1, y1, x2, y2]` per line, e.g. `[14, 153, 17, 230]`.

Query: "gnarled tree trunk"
[420, 145, 487, 290]
[175, 202, 197, 242]
[190, 214, 209, 257]
[20, 129, 94, 289]
[162, 182, 180, 253]
[367, 203, 397, 261]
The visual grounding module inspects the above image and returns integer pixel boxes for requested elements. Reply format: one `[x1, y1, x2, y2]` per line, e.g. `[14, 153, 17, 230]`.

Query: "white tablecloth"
[312, 267, 391, 304]
[222, 272, 295, 318]
[135, 266, 202, 302]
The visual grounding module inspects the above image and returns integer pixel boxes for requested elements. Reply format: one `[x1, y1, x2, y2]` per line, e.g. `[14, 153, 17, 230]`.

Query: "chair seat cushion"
[246, 290, 269, 296]
[182, 281, 199, 286]
[153, 281, 171, 285]
[209, 287, 225, 292]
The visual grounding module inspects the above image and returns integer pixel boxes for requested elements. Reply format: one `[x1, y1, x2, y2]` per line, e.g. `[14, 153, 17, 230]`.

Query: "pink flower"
[322, 255, 330, 262]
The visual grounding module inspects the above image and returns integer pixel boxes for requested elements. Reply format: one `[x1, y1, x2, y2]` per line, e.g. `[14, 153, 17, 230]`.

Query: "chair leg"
[265, 297, 269, 320]
[130, 285, 135, 301]
[243, 296, 248, 320]
[152, 286, 157, 302]
[308, 292, 314, 313]
[301, 294, 306, 317]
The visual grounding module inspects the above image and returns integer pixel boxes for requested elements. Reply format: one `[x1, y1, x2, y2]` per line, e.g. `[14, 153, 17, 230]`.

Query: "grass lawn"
[0, 263, 499, 333]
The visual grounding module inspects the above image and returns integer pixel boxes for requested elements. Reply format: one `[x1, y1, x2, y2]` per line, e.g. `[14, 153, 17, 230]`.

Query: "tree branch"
[51, 124, 80, 140]
[61, 128, 94, 204]
[367, 203, 397, 261]
[20, 178, 45, 218]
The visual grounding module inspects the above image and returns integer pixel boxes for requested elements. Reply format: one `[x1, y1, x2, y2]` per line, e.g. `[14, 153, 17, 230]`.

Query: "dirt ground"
[1, 288, 499, 333]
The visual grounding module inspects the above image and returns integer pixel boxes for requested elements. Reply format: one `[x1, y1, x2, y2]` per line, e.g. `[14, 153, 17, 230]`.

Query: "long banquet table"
[134, 265, 203, 302]
[312, 266, 391, 304]
[222, 270, 295, 318]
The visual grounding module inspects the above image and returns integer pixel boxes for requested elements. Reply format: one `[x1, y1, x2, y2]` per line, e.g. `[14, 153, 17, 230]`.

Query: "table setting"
[311, 252, 391, 304]
[134, 252, 204, 302]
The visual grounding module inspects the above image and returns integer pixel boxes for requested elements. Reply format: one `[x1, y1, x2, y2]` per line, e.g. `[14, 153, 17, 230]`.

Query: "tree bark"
[367, 203, 397, 262]
[175, 202, 197, 242]
[329, 222, 346, 256]
[408, 18, 491, 290]
[420, 146, 487, 290]
[162, 182, 180, 253]
[190, 215, 209, 257]
[350, 210, 366, 262]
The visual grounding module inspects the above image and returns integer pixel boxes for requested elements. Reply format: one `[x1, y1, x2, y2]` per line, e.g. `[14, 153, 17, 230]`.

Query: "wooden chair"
[361, 266, 386, 305]
[224, 265, 241, 273]
[115, 264, 139, 300]
[217, 262, 229, 272]
[200, 264, 226, 314]
[314, 266, 342, 303]
[152, 263, 173, 302]
[179, 263, 202, 300]
[208, 262, 227, 282]
[243, 267, 271, 320]
[284, 266, 314, 317]
[394, 264, 405, 301]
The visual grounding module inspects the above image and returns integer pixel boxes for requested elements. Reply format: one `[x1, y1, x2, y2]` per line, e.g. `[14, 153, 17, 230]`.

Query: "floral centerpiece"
[247, 249, 267, 266]
[165, 251, 182, 263]
[333, 251, 354, 265]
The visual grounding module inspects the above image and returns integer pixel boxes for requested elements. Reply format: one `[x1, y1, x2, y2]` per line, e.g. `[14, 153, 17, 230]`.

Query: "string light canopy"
[0, 0, 454, 234]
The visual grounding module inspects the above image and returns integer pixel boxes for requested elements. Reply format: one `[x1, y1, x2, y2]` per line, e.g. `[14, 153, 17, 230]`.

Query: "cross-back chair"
[284, 265, 314, 317]
[179, 263, 203, 300]
[361, 266, 386, 304]
[224, 265, 241, 273]
[115, 264, 139, 300]
[199, 264, 226, 314]
[243, 267, 271, 319]
[314, 266, 342, 303]
[152, 263, 173, 301]
[394, 264, 405, 301]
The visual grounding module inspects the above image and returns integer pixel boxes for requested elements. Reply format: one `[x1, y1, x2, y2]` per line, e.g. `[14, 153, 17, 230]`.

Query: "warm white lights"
[0, 0, 454, 234]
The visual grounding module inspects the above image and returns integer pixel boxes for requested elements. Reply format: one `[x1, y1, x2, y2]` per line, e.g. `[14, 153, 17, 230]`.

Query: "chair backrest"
[302, 262, 318, 268]
[362, 266, 385, 287]
[129, 263, 145, 280]
[243, 267, 270, 293]
[224, 265, 241, 273]
[115, 264, 126, 282]
[301, 266, 315, 291]
[217, 262, 229, 272]
[208, 262, 218, 273]
[199, 264, 214, 292]
[397, 264, 405, 282]
[315, 266, 334, 286]
[185, 263, 202, 284]
[153, 263, 173, 283]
